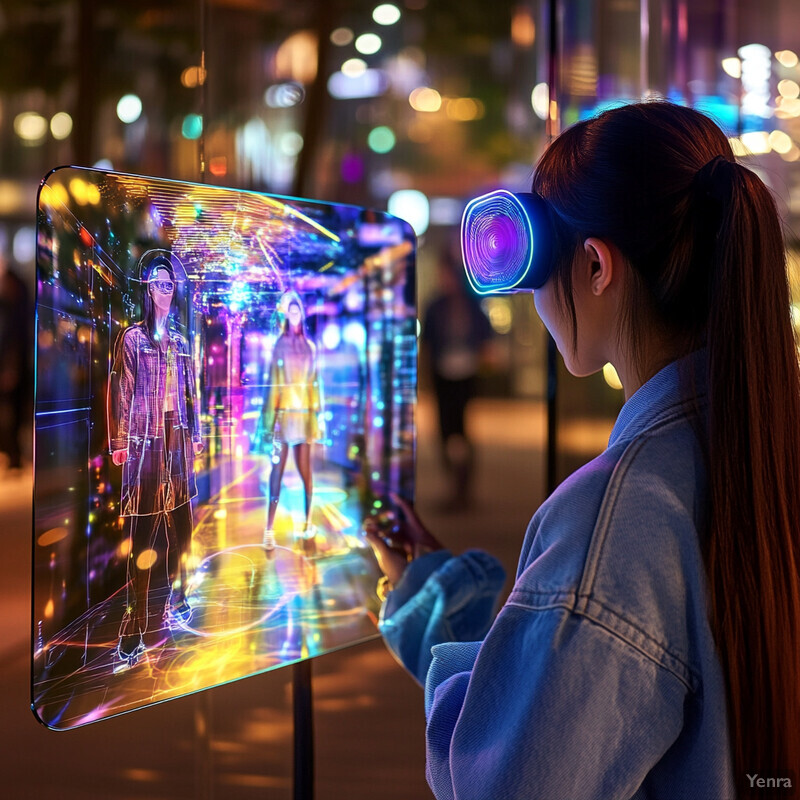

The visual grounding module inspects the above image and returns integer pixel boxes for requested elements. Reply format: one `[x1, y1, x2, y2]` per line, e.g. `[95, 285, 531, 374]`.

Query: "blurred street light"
[373, 4, 401, 26]
[116, 94, 142, 124]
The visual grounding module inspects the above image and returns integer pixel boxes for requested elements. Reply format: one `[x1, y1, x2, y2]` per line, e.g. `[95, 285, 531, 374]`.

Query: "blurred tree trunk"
[292, 0, 337, 198]
[74, 0, 97, 166]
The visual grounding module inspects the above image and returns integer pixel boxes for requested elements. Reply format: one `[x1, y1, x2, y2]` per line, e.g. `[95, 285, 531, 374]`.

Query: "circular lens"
[462, 191, 533, 293]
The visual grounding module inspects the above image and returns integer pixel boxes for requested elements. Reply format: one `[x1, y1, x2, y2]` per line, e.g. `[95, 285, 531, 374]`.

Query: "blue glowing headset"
[461, 189, 554, 294]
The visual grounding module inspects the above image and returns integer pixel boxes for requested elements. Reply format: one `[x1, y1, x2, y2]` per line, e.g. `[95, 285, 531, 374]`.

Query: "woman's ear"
[582, 237, 616, 297]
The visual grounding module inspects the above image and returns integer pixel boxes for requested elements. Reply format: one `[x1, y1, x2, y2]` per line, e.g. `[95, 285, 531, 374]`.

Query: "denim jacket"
[380, 351, 736, 799]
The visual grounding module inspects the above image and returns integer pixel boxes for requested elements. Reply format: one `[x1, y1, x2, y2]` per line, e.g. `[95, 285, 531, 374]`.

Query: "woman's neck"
[153, 312, 169, 344]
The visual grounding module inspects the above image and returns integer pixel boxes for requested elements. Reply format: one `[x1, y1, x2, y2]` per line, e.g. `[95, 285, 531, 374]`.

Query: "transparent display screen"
[32, 167, 416, 730]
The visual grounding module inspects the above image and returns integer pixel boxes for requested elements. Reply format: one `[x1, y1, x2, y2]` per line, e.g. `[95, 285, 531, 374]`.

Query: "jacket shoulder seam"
[505, 596, 696, 690]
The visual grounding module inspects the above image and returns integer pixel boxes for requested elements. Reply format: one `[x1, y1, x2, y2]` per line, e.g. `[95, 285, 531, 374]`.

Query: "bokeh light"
[603, 363, 623, 390]
[13, 226, 36, 263]
[511, 8, 536, 47]
[768, 129, 793, 154]
[343, 321, 367, 349]
[280, 131, 304, 156]
[342, 58, 368, 78]
[531, 83, 550, 119]
[181, 66, 207, 88]
[322, 323, 342, 350]
[50, 112, 73, 140]
[328, 69, 387, 99]
[265, 83, 305, 108]
[330, 27, 354, 46]
[136, 549, 159, 571]
[446, 97, 485, 121]
[355, 33, 382, 55]
[483, 297, 513, 334]
[740, 130, 771, 154]
[373, 4, 401, 25]
[116, 94, 143, 124]
[776, 97, 800, 118]
[14, 112, 47, 143]
[780, 144, 800, 162]
[367, 126, 396, 153]
[182, 114, 203, 140]
[388, 189, 429, 236]
[409, 87, 442, 112]
[778, 79, 800, 99]
[275, 30, 318, 84]
[776, 49, 799, 68]
[721, 57, 742, 79]
[209, 156, 227, 177]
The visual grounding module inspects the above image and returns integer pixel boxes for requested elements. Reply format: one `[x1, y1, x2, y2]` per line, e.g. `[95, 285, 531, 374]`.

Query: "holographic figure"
[261, 291, 322, 556]
[108, 256, 203, 668]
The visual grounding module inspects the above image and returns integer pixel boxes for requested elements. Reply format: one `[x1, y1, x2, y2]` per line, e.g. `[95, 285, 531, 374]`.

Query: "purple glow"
[341, 154, 365, 184]
[461, 190, 533, 294]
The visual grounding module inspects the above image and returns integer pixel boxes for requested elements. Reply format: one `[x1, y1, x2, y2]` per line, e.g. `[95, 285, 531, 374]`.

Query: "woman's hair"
[141, 256, 176, 344]
[533, 101, 800, 790]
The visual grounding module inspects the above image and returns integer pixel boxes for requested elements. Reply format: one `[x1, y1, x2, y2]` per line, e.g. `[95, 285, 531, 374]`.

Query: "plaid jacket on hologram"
[107, 323, 201, 516]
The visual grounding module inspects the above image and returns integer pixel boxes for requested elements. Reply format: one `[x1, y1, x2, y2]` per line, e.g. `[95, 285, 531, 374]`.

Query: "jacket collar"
[608, 348, 707, 448]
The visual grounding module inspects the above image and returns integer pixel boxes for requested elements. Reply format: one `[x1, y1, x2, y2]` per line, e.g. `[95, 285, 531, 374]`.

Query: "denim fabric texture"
[379, 350, 737, 799]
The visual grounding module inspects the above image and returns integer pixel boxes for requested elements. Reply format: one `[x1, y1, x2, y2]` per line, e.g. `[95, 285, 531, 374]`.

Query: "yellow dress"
[261, 333, 321, 444]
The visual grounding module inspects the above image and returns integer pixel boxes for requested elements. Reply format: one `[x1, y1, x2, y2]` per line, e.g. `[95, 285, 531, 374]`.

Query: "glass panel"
[33, 166, 416, 729]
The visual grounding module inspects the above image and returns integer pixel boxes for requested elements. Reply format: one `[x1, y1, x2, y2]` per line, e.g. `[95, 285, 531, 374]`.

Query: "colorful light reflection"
[33, 166, 417, 729]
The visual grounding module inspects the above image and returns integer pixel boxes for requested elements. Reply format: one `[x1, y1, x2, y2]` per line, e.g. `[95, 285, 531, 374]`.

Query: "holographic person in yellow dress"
[260, 291, 322, 556]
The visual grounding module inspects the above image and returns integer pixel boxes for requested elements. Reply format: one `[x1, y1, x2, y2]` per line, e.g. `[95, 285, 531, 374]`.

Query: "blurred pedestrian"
[0, 252, 29, 471]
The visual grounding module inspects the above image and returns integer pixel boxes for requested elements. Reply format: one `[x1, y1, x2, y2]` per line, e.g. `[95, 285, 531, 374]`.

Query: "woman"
[367, 102, 800, 798]
[108, 256, 203, 668]
[260, 291, 322, 555]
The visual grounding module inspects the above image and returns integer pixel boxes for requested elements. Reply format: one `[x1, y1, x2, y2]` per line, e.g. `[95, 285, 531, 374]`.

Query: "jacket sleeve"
[379, 549, 506, 685]
[108, 328, 137, 452]
[181, 336, 202, 444]
[419, 592, 688, 800]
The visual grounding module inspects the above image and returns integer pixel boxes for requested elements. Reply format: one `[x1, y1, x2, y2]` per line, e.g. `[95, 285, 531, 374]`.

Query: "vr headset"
[461, 189, 554, 294]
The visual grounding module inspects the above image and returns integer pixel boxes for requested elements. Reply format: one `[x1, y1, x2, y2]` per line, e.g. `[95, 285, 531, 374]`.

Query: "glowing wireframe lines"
[254, 230, 284, 290]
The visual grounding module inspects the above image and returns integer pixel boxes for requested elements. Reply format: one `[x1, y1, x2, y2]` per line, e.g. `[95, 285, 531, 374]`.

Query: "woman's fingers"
[364, 525, 408, 585]
[389, 493, 444, 553]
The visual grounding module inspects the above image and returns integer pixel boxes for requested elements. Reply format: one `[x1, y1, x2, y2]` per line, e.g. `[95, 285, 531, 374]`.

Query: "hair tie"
[693, 155, 735, 204]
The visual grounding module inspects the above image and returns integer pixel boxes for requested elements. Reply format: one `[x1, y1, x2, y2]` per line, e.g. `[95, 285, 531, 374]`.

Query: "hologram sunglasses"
[150, 279, 175, 294]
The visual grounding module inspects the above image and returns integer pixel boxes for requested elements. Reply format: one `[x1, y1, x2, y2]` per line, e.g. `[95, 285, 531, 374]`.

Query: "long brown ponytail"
[533, 101, 800, 793]
[705, 158, 800, 789]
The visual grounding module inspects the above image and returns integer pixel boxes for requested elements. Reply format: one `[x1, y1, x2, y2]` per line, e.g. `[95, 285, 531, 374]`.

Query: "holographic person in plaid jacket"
[107, 257, 203, 668]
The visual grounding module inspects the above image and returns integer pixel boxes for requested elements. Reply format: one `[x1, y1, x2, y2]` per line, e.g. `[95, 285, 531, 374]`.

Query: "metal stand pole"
[545, 0, 561, 498]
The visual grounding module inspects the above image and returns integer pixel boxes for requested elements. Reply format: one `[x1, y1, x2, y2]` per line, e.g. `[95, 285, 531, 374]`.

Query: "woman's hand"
[364, 493, 444, 586]
[193, 441, 204, 455]
[112, 449, 128, 466]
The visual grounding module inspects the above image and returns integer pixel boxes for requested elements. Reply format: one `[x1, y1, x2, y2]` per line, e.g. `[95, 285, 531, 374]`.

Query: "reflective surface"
[33, 167, 416, 729]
